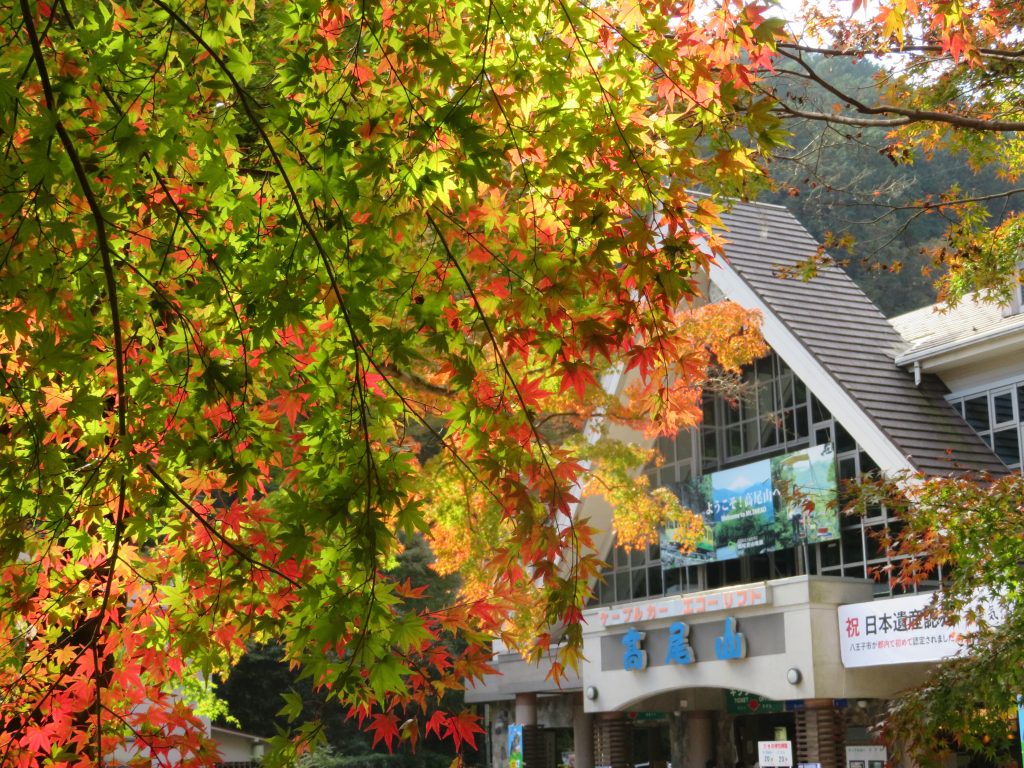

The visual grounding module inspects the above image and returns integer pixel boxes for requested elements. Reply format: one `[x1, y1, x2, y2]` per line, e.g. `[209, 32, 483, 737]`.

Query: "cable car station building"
[465, 201, 1024, 768]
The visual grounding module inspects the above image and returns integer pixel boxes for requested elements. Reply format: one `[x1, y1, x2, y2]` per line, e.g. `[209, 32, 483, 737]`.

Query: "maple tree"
[2, 0, 1020, 762]
[842, 473, 1024, 764]
[0, 0, 780, 764]
[765, 0, 1024, 760]
[767, 0, 1024, 305]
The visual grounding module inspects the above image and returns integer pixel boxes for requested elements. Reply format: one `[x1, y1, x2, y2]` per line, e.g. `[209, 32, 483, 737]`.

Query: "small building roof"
[713, 200, 1007, 477]
[889, 292, 1024, 365]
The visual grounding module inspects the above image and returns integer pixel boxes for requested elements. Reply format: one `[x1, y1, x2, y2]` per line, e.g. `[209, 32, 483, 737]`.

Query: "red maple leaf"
[558, 361, 596, 400]
[445, 710, 485, 751]
[425, 710, 448, 739]
[368, 712, 401, 752]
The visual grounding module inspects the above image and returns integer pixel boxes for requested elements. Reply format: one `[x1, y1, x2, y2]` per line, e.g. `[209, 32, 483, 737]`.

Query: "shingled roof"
[713, 199, 1007, 477]
[890, 292, 1024, 365]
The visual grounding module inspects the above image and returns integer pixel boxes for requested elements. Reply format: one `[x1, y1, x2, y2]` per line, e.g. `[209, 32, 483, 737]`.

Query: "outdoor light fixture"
[786, 667, 802, 685]
[585, 686, 599, 700]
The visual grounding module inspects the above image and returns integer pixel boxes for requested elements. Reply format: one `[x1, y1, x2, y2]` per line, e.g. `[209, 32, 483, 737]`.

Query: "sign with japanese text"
[845, 745, 886, 768]
[593, 583, 769, 627]
[758, 741, 793, 767]
[620, 617, 748, 670]
[837, 592, 963, 668]
[725, 690, 784, 715]
[661, 444, 838, 565]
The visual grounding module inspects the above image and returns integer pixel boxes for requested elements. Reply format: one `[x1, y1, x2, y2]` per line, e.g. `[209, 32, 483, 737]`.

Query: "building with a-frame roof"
[466, 200, 1020, 768]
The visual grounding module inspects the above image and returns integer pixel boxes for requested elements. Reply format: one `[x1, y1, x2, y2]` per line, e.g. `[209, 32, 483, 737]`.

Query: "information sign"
[758, 741, 793, 767]
[845, 745, 886, 768]
[725, 690, 784, 715]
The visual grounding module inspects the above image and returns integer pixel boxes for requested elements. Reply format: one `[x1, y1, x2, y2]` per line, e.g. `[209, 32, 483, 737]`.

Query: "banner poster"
[508, 724, 524, 768]
[661, 444, 839, 567]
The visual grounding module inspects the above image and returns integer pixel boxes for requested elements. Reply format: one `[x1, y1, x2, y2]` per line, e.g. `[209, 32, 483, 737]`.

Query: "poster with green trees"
[661, 444, 838, 566]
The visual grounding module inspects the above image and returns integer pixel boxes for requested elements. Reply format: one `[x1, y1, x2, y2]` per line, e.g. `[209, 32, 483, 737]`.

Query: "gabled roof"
[710, 200, 1007, 477]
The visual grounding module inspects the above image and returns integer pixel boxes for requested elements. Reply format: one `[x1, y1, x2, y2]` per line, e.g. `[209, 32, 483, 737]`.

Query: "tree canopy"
[0, 0, 777, 763]
[0, 0, 1021, 764]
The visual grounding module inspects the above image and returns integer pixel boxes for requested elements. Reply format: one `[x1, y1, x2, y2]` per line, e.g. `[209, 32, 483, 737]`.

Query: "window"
[949, 381, 1024, 472]
[590, 350, 930, 606]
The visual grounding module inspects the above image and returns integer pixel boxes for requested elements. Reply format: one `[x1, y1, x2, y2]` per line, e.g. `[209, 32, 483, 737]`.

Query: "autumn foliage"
[0, 0, 1015, 762]
[0, 0, 783, 763]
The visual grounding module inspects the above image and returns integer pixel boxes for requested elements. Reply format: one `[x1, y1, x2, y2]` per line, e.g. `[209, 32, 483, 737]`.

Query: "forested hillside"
[758, 56, 1024, 317]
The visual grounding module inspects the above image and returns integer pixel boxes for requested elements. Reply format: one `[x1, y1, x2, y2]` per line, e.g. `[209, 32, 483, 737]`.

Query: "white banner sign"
[837, 592, 964, 668]
[591, 583, 769, 627]
[758, 741, 793, 767]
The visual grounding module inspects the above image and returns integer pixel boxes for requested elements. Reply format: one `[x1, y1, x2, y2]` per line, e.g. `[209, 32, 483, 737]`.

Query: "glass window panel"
[993, 391, 1014, 424]
[647, 566, 663, 596]
[659, 466, 676, 488]
[723, 558, 742, 586]
[648, 541, 661, 561]
[756, 354, 774, 376]
[616, 546, 630, 567]
[1018, 386, 1024, 422]
[757, 380, 774, 415]
[860, 451, 879, 475]
[703, 396, 717, 425]
[838, 457, 858, 482]
[632, 569, 647, 599]
[782, 408, 796, 442]
[993, 428, 1021, 465]
[724, 401, 741, 425]
[796, 406, 810, 439]
[663, 567, 681, 595]
[780, 375, 795, 408]
[793, 377, 807, 406]
[964, 396, 990, 431]
[676, 430, 693, 460]
[726, 425, 743, 457]
[772, 548, 798, 579]
[815, 426, 833, 447]
[702, 430, 718, 463]
[844, 564, 866, 579]
[705, 562, 724, 589]
[811, 394, 830, 423]
[841, 526, 864, 563]
[631, 547, 646, 567]
[865, 525, 887, 561]
[656, 435, 675, 464]
[615, 572, 631, 602]
[820, 539, 841, 568]
[748, 553, 770, 581]
[745, 419, 761, 453]
[762, 418, 779, 449]
[836, 422, 857, 453]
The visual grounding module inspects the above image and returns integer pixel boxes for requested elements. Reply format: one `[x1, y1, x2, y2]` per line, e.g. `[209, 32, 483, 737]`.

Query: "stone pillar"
[668, 712, 686, 768]
[794, 699, 845, 768]
[517, 693, 539, 727]
[573, 695, 595, 768]
[594, 712, 632, 768]
[516, 694, 543, 768]
[685, 711, 715, 768]
[716, 711, 736, 768]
